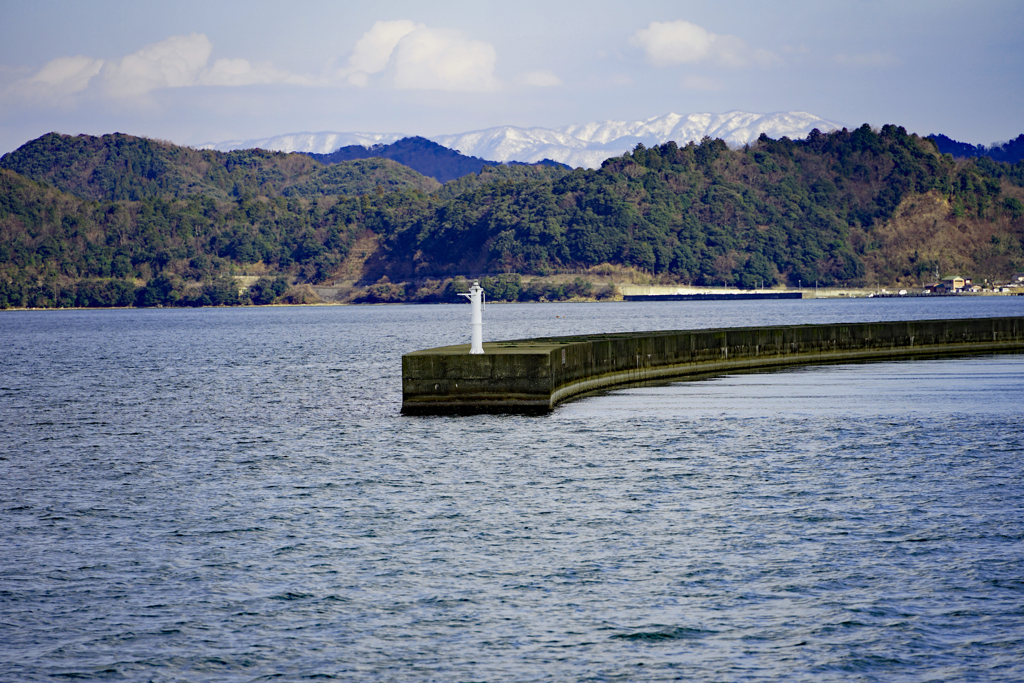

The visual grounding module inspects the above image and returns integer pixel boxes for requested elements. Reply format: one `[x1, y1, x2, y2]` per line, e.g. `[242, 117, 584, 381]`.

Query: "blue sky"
[1, 0, 1021, 154]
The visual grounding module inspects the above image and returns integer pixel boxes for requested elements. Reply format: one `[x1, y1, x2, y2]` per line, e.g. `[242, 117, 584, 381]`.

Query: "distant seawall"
[622, 292, 803, 301]
[401, 317, 1024, 415]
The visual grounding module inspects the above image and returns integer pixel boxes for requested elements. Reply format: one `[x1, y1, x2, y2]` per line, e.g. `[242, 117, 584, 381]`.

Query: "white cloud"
[341, 20, 421, 85]
[629, 20, 778, 68]
[100, 33, 212, 98]
[4, 22, 500, 110]
[631, 21, 712, 65]
[520, 70, 561, 87]
[389, 27, 499, 92]
[334, 21, 500, 91]
[6, 33, 306, 105]
[31, 56, 104, 93]
[199, 58, 306, 87]
[3, 55, 104, 105]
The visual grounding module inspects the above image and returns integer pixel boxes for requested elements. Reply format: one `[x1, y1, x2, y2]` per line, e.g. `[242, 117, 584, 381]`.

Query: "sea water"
[2, 297, 1023, 681]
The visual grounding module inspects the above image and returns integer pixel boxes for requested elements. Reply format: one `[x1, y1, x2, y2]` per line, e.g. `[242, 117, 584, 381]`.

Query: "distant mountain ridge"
[304, 136, 569, 184]
[927, 133, 1024, 163]
[200, 111, 844, 169]
[435, 111, 845, 168]
[201, 131, 406, 155]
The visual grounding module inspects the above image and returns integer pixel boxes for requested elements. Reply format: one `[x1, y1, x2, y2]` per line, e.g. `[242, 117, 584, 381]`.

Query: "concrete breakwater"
[401, 317, 1024, 415]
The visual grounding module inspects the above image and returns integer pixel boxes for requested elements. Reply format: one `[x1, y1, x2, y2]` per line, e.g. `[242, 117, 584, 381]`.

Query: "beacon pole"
[458, 280, 485, 354]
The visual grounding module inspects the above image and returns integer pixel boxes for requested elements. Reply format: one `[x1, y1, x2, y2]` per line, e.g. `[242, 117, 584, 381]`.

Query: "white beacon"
[458, 280, 485, 354]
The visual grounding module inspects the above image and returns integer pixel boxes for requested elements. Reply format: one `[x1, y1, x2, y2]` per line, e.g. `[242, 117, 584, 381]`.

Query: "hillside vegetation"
[368, 125, 1024, 288]
[0, 133, 440, 202]
[1, 125, 1022, 309]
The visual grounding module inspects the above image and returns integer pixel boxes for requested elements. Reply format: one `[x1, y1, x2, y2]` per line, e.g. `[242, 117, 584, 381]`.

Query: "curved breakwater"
[402, 316, 1024, 414]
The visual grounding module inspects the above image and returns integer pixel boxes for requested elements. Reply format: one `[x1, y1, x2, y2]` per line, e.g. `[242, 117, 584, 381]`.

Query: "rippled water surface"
[2, 298, 1024, 681]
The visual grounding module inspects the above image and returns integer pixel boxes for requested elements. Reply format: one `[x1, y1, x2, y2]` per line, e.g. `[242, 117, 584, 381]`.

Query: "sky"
[1, 0, 1021, 155]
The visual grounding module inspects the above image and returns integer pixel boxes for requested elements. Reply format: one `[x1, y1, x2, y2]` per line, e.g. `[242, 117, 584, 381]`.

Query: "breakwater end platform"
[402, 317, 1024, 415]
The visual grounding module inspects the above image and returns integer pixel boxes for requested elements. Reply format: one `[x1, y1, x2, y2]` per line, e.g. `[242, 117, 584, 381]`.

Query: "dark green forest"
[0, 132, 442, 202]
[1, 125, 1023, 309]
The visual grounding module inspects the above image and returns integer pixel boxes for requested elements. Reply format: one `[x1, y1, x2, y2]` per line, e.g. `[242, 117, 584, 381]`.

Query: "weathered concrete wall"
[402, 317, 1024, 414]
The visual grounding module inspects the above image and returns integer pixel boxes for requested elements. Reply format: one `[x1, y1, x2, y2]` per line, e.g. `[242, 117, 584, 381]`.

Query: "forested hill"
[0, 132, 440, 202]
[367, 126, 1024, 287]
[1, 124, 1023, 309]
[303, 136, 570, 183]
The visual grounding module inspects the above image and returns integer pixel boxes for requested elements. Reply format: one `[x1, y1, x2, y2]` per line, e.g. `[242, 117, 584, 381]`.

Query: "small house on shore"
[939, 276, 966, 293]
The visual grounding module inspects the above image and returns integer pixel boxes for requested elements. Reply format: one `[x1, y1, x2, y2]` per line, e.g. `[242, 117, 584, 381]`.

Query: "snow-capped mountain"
[198, 131, 406, 154]
[564, 111, 841, 150]
[431, 126, 600, 167]
[435, 112, 843, 168]
[200, 111, 843, 168]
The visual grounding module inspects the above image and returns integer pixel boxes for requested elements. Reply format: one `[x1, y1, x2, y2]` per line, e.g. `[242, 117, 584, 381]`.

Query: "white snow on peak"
[433, 126, 592, 159]
[197, 131, 406, 154]
[560, 111, 825, 146]
[436, 111, 842, 168]
[199, 111, 843, 168]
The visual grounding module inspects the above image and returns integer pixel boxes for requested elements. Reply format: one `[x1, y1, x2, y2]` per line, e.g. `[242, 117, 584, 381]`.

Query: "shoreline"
[2, 288, 1021, 312]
